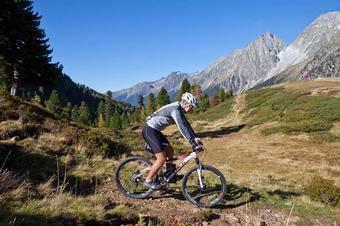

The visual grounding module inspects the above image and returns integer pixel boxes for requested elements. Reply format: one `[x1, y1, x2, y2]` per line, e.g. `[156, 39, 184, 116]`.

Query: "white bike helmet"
[181, 92, 199, 108]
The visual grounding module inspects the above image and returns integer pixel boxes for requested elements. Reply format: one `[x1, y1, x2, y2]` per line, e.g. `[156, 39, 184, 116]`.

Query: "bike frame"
[132, 150, 204, 189]
[165, 151, 204, 188]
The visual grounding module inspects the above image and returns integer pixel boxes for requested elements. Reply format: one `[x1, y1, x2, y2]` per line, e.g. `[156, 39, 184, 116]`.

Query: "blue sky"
[33, 0, 339, 93]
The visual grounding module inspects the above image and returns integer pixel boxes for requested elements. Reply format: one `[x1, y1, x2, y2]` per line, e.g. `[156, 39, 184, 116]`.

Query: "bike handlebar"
[193, 145, 204, 152]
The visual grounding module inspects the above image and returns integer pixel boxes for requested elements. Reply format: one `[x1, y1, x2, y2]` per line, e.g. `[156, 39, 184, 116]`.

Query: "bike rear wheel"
[114, 156, 153, 199]
[182, 165, 226, 208]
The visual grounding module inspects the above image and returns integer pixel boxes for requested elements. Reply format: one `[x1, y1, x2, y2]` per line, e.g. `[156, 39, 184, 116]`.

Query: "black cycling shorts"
[142, 125, 169, 154]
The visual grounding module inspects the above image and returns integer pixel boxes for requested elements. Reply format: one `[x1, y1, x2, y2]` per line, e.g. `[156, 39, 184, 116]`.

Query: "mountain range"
[111, 12, 340, 105]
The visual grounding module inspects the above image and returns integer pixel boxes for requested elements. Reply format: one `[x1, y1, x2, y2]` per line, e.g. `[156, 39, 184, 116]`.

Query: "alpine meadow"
[0, 1, 339, 225]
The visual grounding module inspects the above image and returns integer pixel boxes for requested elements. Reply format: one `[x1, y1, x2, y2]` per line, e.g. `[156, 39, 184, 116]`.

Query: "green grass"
[191, 97, 234, 122]
[257, 191, 340, 225]
[311, 132, 340, 143]
[245, 88, 340, 135]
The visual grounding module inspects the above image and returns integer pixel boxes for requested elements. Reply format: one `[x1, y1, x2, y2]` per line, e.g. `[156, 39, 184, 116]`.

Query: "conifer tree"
[78, 101, 91, 125]
[110, 111, 121, 130]
[31, 94, 41, 105]
[0, 0, 62, 94]
[66, 102, 73, 114]
[120, 113, 129, 128]
[157, 87, 170, 107]
[129, 109, 138, 123]
[146, 93, 156, 115]
[226, 90, 233, 99]
[211, 93, 220, 106]
[140, 106, 146, 122]
[199, 94, 210, 112]
[220, 88, 226, 102]
[176, 78, 191, 101]
[60, 102, 72, 119]
[97, 100, 105, 117]
[98, 113, 105, 128]
[191, 84, 203, 101]
[71, 105, 79, 122]
[104, 98, 113, 127]
[46, 90, 63, 115]
[137, 95, 144, 109]
[106, 90, 112, 99]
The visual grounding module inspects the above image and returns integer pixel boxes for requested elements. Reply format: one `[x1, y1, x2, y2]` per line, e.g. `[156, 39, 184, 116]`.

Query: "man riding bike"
[142, 92, 202, 190]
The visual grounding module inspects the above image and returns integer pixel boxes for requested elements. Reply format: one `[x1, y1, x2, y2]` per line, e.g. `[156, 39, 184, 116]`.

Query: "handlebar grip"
[193, 145, 204, 152]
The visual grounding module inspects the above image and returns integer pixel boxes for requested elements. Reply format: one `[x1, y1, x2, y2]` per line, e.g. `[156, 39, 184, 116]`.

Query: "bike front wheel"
[114, 156, 153, 199]
[182, 165, 226, 208]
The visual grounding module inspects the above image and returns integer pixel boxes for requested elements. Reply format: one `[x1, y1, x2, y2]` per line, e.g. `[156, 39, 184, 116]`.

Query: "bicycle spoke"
[115, 157, 153, 198]
[182, 165, 226, 207]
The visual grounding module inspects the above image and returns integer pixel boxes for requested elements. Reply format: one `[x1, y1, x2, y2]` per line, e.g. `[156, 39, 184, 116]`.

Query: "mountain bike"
[114, 145, 227, 208]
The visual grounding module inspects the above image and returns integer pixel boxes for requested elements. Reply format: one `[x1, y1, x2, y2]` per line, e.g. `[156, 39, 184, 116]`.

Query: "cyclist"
[142, 92, 202, 190]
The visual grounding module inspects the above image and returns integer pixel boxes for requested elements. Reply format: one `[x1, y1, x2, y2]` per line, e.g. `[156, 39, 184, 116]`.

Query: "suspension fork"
[195, 158, 204, 189]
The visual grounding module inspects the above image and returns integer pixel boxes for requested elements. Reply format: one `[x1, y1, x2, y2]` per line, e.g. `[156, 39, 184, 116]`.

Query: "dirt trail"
[204, 94, 246, 130]
[111, 90, 340, 225]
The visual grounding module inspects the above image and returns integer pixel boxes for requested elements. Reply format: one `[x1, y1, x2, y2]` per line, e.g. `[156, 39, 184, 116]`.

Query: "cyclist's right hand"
[193, 144, 204, 152]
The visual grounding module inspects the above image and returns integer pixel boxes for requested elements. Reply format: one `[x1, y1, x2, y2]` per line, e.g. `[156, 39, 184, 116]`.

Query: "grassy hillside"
[0, 95, 147, 226]
[245, 81, 340, 142]
[187, 80, 340, 224]
[1, 80, 339, 225]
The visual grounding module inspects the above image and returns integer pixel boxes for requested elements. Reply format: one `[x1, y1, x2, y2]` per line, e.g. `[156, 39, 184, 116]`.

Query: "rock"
[202, 221, 209, 226]
[254, 221, 267, 226]
[10, 136, 19, 141]
[225, 213, 241, 224]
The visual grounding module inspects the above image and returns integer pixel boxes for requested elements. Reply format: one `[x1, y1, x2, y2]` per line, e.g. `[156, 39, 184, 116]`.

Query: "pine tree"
[220, 88, 226, 102]
[199, 94, 210, 112]
[98, 113, 105, 128]
[46, 90, 63, 115]
[120, 113, 129, 128]
[78, 101, 91, 125]
[106, 90, 112, 99]
[140, 106, 146, 122]
[0, 0, 62, 94]
[60, 102, 72, 119]
[97, 100, 105, 117]
[146, 93, 156, 115]
[176, 78, 191, 101]
[211, 93, 220, 106]
[137, 95, 144, 109]
[191, 84, 203, 101]
[157, 87, 170, 107]
[104, 98, 113, 127]
[31, 94, 41, 105]
[110, 111, 121, 130]
[66, 102, 73, 114]
[226, 90, 233, 99]
[71, 105, 79, 122]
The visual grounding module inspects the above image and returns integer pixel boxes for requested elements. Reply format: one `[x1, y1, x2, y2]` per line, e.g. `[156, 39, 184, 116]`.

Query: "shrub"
[304, 176, 340, 207]
[311, 132, 340, 143]
[82, 129, 131, 158]
[192, 209, 217, 222]
[262, 120, 332, 134]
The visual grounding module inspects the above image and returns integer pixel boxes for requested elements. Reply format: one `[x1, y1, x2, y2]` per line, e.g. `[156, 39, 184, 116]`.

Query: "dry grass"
[0, 169, 31, 205]
[0, 120, 18, 130]
[192, 81, 340, 194]
[204, 131, 340, 192]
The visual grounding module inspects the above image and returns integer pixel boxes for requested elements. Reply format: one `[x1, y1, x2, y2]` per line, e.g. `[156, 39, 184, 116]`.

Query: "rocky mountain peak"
[293, 11, 340, 56]
[191, 33, 287, 93]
